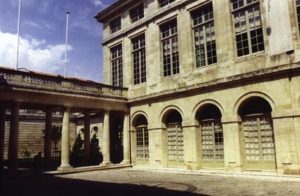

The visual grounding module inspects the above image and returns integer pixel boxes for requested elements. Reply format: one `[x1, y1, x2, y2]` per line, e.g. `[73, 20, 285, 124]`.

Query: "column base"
[100, 161, 112, 166]
[121, 160, 130, 165]
[57, 164, 73, 171]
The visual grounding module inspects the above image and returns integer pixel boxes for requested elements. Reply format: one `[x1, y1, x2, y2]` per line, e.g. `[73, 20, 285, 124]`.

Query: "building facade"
[96, 0, 300, 174]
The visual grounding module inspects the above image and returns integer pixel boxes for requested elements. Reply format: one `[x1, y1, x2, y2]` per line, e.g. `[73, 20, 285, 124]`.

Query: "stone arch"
[234, 92, 275, 116]
[161, 106, 184, 163]
[237, 94, 276, 171]
[131, 111, 149, 128]
[195, 103, 224, 164]
[238, 97, 272, 116]
[193, 100, 224, 125]
[160, 105, 184, 127]
[131, 112, 149, 161]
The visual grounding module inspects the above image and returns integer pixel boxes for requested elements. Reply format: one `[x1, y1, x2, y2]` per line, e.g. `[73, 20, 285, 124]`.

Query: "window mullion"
[139, 50, 142, 83]
[203, 25, 208, 66]
[212, 121, 216, 160]
[244, 10, 252, 54]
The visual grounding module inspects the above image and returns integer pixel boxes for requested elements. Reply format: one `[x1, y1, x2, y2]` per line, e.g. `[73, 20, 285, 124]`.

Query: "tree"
[51, 125, 62, 156]
[71, 133, 84, 166]
[90, 133, 103, 164]
[42, 125, 62, 157]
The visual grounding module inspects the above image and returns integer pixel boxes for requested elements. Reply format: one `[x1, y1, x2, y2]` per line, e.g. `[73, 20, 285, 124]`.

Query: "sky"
[0, 0, 117, 82]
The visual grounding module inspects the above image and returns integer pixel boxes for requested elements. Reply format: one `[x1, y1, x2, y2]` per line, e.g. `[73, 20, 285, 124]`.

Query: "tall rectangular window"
[296, 0, 300, 31]
[159, 0, 175, 7]
[132, 34, 146, 85]
[231, 0, 264, 57]
[109, 17, 121, 33]
[192, 3, 217, 68]
[136, 126, 149, 159]
[130, 4, 144, 23]
[161, 20, 179, 77]
[111, 45, 123, 87]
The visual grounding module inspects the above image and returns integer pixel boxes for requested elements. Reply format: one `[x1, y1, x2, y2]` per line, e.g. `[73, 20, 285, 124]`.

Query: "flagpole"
[64, 11, 70, 77]
[16, 0, 22, 70]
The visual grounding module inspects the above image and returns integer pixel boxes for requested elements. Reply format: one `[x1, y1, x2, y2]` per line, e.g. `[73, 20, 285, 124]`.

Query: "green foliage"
[71, 133, 84, 166]
[51, 125, 62, 145]
[21, 148, 32, 158]
[90, 134, 103, 164]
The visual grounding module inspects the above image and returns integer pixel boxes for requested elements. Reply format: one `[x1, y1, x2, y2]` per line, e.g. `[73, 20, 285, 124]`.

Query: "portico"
[0, 67, 131, 172]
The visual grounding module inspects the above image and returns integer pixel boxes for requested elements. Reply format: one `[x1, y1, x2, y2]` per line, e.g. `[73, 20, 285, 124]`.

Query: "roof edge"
[95, 0, 133, 23]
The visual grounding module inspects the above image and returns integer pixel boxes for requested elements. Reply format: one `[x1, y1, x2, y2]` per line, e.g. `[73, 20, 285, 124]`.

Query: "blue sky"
[0, 0, 117, 82]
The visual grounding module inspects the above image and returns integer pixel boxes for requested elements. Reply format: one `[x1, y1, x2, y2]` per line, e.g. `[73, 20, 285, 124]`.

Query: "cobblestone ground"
[2, 169, 300, 196]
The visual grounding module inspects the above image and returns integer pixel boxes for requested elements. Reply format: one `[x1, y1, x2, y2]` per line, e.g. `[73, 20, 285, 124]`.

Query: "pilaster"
[222, 121, 242, 172]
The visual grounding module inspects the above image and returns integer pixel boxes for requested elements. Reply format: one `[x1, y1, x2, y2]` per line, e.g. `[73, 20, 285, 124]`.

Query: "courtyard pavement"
[2, 168, 300, 196]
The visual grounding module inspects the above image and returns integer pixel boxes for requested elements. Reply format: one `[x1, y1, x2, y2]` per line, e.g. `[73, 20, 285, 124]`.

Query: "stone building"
[95, 0, 300, 174]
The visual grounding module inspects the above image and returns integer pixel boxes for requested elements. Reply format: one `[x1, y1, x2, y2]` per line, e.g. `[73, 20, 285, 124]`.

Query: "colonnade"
[0, 103, 131, 172]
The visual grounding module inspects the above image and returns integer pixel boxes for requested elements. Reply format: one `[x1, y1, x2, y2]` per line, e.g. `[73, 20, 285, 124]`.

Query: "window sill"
[234, 51, 265, 63]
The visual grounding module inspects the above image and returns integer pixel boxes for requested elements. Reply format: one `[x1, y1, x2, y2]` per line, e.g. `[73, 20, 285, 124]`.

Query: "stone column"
[84, 113, 91, 163]
[58, 107, 72, 170]
[8, 103, 20, 172]
[121, 113, 130, 164]
[222, 121, 242, 172]
[101, 110, 111, 165]
[0, 106, 5, 169]
[44, 109, 52, 168]
[182, 120, 199, 170]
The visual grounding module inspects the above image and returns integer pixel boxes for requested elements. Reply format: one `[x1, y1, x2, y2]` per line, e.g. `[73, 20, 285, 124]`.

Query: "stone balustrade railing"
[0, 67, 128, 98]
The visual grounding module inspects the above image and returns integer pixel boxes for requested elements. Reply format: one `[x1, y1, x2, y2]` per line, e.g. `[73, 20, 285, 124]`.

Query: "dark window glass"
[132, 34, 146, 85]
[159, 0, 175, 7]
[192, 3, 217, 67]
[111, 44, 123, 87]
[160, 20, 179, 76]
[231, 0, 264, 56]
[130, 4, 144, 22]
[109, 17, 121, 33]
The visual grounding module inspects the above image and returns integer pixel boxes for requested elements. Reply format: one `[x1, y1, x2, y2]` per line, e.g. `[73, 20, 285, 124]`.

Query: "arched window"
[163, 109, 184, 162]
[197, 104, 224, 161]
[238, 97, 276, 170]
[133, 115, 149, 159]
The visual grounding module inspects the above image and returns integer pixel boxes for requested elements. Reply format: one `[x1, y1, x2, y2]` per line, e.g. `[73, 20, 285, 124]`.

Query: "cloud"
[24, 21, 41, 29]
[92, 0, 109, 9]
[0, 31, 72, 74]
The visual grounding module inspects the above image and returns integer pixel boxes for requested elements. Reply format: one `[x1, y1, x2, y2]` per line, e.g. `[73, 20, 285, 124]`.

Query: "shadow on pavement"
[1, 172, 208, 196]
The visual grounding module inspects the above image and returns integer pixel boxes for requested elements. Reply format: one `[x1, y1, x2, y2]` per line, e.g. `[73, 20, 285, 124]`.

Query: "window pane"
[136, 126, 149, 159]
[161, 20, 179, 76]
[109, 17, 121, 33]
[159, 0, 175, 7]
[132, 34, 146, 85]
[192, 3, 217, 67]
[201, 120, 224, 160]
[296, 0, 300, 32]
[130, 4, 144, 22]
[111, 45, 123, 87]
[232, 0, 264, 56]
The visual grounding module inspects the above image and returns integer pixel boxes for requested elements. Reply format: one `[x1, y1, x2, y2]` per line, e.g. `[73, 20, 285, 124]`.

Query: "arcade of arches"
[1, 93, 299, 175]
[130, 93, 300, 175]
